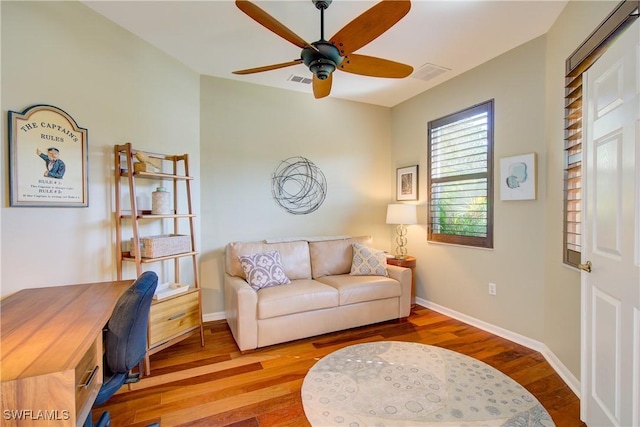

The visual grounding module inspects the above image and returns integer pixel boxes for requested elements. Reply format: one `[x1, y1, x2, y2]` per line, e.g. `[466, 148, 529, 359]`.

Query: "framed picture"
[8, 104, 88, 207]
[500, 153, 536, 201]
[396, 165, 418, 201]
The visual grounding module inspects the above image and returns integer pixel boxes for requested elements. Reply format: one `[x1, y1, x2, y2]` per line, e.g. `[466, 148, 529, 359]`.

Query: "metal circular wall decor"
[272, 156, 327, 215]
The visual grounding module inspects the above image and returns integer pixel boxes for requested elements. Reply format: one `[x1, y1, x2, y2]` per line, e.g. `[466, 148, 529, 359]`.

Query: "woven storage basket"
[134, 161, 155, 173]
[130, 234, 190, 258]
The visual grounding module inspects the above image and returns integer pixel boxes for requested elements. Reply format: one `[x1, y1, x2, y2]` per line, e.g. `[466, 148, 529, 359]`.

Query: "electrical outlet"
[489, 283, 497, 296]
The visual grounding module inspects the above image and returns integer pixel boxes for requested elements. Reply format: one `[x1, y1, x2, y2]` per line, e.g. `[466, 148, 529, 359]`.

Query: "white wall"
[391, 36, 548, 342]
[1, 1, 200, 296]
[198, 77, 393, 314]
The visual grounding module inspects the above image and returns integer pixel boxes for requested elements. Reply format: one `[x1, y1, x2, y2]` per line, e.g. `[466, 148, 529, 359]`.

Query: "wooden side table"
[387, 256, 416, 305]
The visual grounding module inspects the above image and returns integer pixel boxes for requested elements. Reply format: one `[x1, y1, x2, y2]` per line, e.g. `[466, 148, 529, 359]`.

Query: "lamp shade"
[386, 203, 417, 225]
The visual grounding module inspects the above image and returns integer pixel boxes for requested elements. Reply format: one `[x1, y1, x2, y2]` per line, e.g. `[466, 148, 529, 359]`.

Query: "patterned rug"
[301, 341, 555, 426]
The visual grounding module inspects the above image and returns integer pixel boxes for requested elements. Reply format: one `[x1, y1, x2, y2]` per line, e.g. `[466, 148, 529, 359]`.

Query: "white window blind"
[427, 100, 494, 248]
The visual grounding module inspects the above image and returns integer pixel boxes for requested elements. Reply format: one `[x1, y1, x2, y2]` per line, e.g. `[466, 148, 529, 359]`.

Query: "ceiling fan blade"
[313, 74, 332, 99]
[233, 59, 303, 75]
[338, 54, 413, 78]
[329, 0, 411, 56]
[236, 0, 311, 49]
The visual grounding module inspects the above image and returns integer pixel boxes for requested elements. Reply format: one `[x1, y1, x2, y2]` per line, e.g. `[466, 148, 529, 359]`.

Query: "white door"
[581, 20, 640, 427]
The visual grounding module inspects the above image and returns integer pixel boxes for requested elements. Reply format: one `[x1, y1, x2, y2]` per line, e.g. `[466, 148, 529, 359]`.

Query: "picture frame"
[396, 165, 418, 201]
[8, 104, 88, 207]
[500, 153, 536, 201]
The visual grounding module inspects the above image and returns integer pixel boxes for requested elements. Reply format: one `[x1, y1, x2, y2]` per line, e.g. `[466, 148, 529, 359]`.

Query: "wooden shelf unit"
[114, 143, 204, 374]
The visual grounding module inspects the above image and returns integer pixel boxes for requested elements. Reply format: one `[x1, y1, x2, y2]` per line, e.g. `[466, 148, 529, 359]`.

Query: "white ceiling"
[82, 0, 568, 107]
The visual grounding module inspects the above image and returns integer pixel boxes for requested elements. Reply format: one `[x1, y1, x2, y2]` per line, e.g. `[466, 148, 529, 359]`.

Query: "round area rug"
[301, 341, 555, 426]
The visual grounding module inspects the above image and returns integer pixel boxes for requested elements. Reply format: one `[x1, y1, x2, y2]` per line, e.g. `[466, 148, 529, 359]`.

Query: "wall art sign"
[396, 165, 418, 201]
[8, 105, 88, 207]
[500, 153, 536, 201]
[272, 156, 326, 215]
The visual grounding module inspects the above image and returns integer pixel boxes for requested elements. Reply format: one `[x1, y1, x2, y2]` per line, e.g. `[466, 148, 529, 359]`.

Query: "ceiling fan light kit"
[233, 0, 413, 99]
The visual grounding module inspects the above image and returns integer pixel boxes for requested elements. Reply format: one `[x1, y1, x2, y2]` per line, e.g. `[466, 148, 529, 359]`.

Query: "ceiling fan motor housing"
[302, 41, 343, 80]
[312, 0, 332, 10]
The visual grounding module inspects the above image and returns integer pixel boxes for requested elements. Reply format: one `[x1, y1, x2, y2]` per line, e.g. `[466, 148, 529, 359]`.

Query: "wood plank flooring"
[92, 306, 585, 426]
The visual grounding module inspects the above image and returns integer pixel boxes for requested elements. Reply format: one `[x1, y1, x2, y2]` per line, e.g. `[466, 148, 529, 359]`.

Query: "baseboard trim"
[203, 300, 581, 397]
[416, 297, 581, 397]
[203, 311, 226, 322]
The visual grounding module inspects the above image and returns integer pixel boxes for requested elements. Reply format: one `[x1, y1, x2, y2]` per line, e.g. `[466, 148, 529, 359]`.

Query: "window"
[563, 0, 638, 267]
[427, 100, 494, 248]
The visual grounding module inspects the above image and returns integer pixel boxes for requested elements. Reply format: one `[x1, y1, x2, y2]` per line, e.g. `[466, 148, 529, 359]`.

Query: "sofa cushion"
[309, 236, 373, 278]
[238, 251, 291, 291]
[257, 279, 339, 319]
[350, 243, 388, 277]
[226, 240, 312, 280]
[315, 274, 401, 306]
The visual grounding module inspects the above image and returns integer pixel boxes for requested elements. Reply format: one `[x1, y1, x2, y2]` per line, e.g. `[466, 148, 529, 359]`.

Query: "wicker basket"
[129, 234, 191, 258]
[134, 161, 156, 173]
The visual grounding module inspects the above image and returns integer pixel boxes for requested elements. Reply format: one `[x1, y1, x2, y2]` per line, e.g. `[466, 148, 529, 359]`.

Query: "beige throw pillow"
[309, 236, 373, 278]
[350, 243, 388, 277]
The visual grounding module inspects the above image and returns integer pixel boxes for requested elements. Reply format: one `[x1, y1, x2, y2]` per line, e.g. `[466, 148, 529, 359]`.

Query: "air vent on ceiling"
[412, 63, 450, 82]
[288, 75, 313, 85]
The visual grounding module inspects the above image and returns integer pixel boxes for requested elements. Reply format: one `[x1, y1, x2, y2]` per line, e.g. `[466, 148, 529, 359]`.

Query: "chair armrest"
[386, 265, 412, 317]
[224, 274, 258, 351]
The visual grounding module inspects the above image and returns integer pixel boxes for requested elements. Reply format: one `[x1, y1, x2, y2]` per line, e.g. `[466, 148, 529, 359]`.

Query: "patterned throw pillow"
[350, 243, 388, 277]
[238, 251, 291, 291]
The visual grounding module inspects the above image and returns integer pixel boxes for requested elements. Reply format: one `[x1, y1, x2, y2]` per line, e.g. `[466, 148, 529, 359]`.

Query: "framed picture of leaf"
[500, 153, 536, 201]
[397, 165, 418, 201]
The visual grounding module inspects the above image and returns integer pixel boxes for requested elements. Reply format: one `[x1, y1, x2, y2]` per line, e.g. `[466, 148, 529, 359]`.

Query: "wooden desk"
[387, 256, 416, 305]
[0, 280, 133, 427]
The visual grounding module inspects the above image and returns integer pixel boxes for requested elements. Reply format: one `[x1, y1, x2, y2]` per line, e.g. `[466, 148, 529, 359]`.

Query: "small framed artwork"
[8, 104, 88, 207]
[396, 165, 418, 201]
[500, 153, 536, 201]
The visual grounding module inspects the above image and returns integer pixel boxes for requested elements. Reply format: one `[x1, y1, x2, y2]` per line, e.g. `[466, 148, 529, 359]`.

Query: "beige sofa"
[224, 236, 412, 352]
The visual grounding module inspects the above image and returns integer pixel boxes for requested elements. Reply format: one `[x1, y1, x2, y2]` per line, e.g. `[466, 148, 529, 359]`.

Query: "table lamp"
[386, 203, 417, 259]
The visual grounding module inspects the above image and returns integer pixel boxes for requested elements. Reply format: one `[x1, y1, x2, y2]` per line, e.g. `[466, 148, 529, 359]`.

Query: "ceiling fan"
[233, 0, 413, 99]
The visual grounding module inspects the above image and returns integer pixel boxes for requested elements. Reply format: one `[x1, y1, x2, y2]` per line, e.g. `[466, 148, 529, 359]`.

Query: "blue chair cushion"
[104, 271, 157, 373]
[94, 372, 126, 406]
[86, 272, 158, 427]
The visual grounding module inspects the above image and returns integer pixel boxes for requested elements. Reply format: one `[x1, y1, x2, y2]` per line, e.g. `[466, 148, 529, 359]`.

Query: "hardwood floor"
[93, 306, 585, 426]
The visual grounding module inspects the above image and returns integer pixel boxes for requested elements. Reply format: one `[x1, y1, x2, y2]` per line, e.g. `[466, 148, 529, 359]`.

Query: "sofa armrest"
[224, 274, 258, 351]
[386, 265, 412, 317]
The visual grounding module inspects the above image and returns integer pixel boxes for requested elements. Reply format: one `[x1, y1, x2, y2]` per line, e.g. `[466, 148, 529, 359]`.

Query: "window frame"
[427, 99, 494, 249]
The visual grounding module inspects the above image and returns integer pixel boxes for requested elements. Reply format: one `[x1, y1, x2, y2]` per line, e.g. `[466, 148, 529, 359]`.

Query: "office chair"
[85, 271, 158, 427]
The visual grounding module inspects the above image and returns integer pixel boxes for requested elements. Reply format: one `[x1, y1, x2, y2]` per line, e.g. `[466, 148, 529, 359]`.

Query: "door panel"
[582, 20, 639, 427]
[592, 287, 621, 422]
[594, 133, 622, 259]
[634, 307, 640, 425]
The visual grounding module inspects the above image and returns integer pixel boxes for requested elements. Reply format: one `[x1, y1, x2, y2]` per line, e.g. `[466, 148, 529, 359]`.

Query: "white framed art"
[396, 165, 418, 201]
[500, 153, 536, 201]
